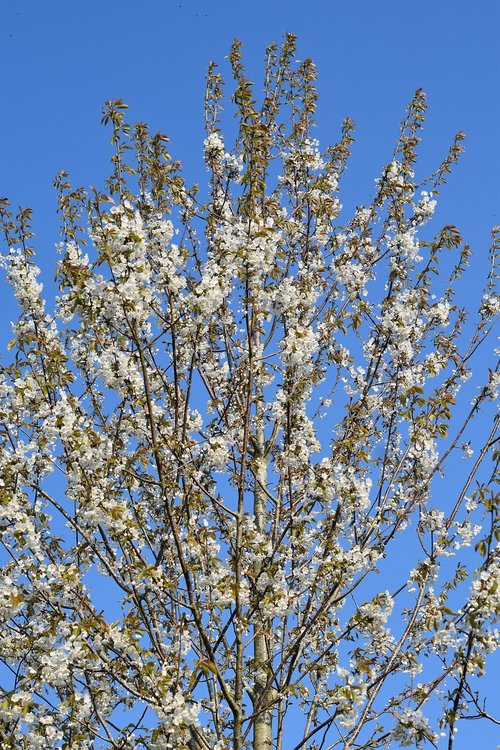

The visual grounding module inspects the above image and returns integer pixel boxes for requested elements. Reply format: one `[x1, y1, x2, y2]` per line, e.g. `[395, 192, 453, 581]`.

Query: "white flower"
[204, 132, 225, 163]
[391, 707, 437, 747]
[389, 230, 422, 262]
[461, 442, 474, 460]
[414, 191, 437, 223]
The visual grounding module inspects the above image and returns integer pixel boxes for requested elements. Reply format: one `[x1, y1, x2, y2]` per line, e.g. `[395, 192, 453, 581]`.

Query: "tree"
[0, 33, 498, 750]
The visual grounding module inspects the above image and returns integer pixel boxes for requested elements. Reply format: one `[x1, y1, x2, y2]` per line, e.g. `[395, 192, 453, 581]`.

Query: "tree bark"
[252, 418, 274, 750]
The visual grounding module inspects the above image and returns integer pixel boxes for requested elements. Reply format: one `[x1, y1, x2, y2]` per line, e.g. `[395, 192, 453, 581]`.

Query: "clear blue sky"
[0, 1, 498, 747]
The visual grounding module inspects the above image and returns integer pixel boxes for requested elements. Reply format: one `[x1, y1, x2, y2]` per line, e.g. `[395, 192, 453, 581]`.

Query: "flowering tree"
[0, 35, 498, 750]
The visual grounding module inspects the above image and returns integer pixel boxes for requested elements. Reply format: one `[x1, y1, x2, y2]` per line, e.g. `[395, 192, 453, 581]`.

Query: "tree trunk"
[252, 424, 274, 750]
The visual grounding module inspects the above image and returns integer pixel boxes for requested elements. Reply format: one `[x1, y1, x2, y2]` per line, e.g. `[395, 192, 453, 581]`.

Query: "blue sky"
[1, 0, 499, 747]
